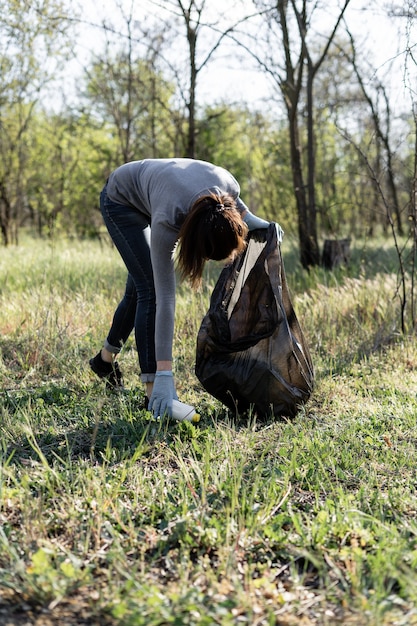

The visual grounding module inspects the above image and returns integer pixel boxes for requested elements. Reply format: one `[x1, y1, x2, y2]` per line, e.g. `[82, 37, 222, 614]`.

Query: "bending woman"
[90, 158, 270, 419]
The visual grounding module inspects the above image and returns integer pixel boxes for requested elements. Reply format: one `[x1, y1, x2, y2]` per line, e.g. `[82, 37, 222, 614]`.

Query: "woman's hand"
[149, 371, 176, 418]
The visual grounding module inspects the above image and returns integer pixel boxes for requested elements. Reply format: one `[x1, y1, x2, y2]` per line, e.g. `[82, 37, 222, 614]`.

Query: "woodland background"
[1, 0, 417, 271]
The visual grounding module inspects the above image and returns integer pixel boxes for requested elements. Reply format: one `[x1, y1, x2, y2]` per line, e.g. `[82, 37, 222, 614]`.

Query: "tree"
[81, 3, 177, 163]
[147, 0, 255, 158]
[84, 53, 177, 163]
[0, 0, 72, 244]
[195, 105, 295, 229]
[24, 110, 116, 238]
[340, 29, 405, 235]
[245, 0, 352, 268]
[308, 36, 389, 237]
[387, 0, 417, 331]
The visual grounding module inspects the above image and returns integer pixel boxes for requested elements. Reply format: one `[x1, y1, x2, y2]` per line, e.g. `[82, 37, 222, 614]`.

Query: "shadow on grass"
[1, 383, 162, 465]
[1, 382, 290, 467]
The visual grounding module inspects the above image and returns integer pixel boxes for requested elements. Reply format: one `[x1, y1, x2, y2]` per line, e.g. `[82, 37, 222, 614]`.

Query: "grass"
[0, 232, 417, 625]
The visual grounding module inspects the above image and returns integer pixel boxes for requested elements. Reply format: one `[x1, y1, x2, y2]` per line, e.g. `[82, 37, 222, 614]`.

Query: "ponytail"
[177, 192, 248, 288]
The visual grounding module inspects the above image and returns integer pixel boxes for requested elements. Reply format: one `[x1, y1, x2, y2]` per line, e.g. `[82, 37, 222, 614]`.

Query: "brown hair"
[177, 192, 248, 288]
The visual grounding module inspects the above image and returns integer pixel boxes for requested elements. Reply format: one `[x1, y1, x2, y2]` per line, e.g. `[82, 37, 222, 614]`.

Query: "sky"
[69, 0, 416, 113]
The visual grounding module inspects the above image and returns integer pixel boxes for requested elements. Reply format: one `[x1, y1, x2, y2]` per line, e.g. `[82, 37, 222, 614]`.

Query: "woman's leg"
[100, 187, 157, 380]
[104, 272, 137, 354]
[90, 273, 137, 388]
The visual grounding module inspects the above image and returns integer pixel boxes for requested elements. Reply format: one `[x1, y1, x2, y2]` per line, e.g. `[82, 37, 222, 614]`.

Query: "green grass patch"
[0, 235, 416, 625]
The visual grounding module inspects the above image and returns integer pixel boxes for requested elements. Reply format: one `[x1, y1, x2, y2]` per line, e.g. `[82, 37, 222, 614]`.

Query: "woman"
[90, 158, 270, 419]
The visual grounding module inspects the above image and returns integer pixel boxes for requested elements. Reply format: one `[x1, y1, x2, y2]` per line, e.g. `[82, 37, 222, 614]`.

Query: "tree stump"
[322, 238, 351, 269]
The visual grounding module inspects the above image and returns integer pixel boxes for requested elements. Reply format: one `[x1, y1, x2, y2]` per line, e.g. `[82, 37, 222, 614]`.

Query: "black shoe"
[89, 352, 124, 389]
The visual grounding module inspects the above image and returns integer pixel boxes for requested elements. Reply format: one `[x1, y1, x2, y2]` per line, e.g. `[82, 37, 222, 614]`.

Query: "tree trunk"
[287, 115, 313, 269]
[322, 238, 351, 269]
[0, 181, 11, 246]
[304, 57, 320, 267]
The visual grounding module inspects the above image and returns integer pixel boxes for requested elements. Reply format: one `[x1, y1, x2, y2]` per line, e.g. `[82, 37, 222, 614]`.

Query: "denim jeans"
[100, 185, 156, 381]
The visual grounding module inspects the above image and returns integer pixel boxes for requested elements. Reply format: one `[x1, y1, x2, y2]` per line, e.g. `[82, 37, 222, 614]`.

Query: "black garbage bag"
[195, 223, 314, 419]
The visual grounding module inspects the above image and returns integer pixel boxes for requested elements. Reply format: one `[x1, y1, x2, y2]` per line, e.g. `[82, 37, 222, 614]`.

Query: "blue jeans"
[100, 185, 156, 381]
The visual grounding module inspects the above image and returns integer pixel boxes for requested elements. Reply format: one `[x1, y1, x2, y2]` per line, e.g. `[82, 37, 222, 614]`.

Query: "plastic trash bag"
[195, 223, 314, 419]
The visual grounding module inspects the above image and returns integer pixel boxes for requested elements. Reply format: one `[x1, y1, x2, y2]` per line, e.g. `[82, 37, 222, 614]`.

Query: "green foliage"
[85, 53, 178, 162]
[195, 106, 296, 230]
[0, 0, 74, 243]
[25, 110, 117, 237]
[0, 0, 415, 270]
[0, 26, 415, 246]
[0, 236, 417, 624]
[0, 0, 72, 100]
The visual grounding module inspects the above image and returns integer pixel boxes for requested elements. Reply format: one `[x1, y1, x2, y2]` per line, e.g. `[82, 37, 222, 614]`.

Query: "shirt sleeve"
[236, 196, 271, 230]
[150, 221, 178, 362]
[236, 197, 249, 214]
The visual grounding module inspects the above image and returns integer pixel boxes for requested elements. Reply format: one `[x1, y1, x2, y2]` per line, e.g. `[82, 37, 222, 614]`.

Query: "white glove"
[244, 211, 284, 243]
[149, 371, 176, 418]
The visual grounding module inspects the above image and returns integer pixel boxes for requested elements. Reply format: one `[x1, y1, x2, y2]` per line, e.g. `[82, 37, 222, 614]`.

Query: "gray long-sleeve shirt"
[106, 158, 252, 363]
